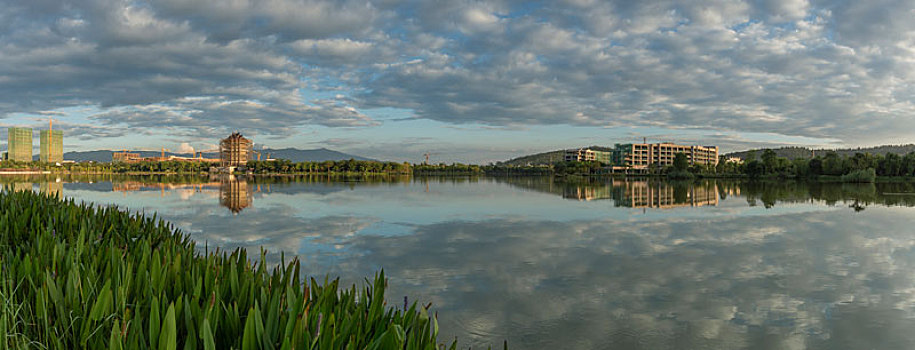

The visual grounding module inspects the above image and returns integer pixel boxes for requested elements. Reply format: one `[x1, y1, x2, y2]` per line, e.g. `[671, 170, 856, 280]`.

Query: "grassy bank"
[0, 190, 452, 349]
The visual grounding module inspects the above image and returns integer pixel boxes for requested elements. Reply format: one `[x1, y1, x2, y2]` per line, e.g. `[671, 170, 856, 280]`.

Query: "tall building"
[40, 130, 63, 163]
[219, 132, 252, 167]
[6, 127, 33, 162]
[613, 142, 718, 168]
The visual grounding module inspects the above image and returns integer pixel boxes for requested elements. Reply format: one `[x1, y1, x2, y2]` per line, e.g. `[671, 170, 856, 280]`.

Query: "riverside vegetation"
[0, 190, 454, 349]
[550, 149, 915, 182]
[7, 147, 915, 183]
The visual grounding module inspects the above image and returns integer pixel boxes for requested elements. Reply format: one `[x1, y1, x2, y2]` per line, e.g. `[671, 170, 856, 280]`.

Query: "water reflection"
[344, 210, 915, 349]
[219, 176, 253, 214]
[553, 179, 722, 208]
[39, 179, 63, 197]
[106, 176, 257, 214]
[10, 181, 33, 192]
[4, 174, 915, 349]
[496, 176, 915, 211]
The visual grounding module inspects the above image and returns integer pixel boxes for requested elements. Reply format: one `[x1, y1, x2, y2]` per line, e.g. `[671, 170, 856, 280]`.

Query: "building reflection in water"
[562, 185, 612, 201]
[110, 177, 255, 214]
[615, 180, 718, 208]
[562, 179, 719, 208]
[219, 176, 253, 214]
[39, 178, 63, 197]
[9, 182, 33, 193]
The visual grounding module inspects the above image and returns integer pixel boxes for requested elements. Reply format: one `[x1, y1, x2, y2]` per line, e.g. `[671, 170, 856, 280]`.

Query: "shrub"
[666, 170, 695, 180]
[841, 168, 876, 183]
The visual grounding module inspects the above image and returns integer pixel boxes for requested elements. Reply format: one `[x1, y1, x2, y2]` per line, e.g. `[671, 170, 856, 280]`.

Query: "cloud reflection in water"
[6, 176, 915, 349]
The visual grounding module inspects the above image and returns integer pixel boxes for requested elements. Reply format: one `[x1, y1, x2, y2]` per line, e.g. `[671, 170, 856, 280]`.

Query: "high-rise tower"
[7, 127, 33, 162]
[40, 129, 63, 163]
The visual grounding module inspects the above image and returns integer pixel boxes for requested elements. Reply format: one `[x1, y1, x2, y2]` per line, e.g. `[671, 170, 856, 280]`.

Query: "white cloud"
[176, 142, 195, 153]
[1, 0, 915, 150]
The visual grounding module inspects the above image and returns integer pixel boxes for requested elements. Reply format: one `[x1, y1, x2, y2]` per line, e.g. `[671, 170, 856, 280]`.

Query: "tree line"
[725, 149, 915, 179]
[8, 149, 915, 180]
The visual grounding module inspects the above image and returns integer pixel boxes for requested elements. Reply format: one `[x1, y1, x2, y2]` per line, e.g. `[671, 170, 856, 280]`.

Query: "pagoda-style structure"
[219, 132, 252, 167]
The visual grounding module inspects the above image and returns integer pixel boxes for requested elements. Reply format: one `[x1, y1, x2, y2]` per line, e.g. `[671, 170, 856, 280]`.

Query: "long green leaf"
[159, 304, 177, 350]
[201, 321, 216, 350]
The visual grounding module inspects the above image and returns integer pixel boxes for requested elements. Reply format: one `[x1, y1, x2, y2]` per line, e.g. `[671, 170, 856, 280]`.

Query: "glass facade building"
[7, 127, 33, 162]
[40, 130, 63, 163]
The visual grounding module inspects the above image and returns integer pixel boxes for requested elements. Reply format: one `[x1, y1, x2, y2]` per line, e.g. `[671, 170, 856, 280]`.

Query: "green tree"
[673, 152, 689, 172]
[762, 149, 777, 173]
[822, 152, 843, 175]
[745, 150, 757, 162]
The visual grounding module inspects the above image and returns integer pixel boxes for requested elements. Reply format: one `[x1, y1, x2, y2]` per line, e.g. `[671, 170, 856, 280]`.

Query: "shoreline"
[4, 170, 915, 181]
[0, 170, 50, 174]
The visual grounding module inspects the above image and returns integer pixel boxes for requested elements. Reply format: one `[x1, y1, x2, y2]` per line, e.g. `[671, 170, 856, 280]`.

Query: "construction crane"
[250, 150, 272, 161]
[48, 118, 56, 149]
[195, 149, 219, 159]
[161, 148, 170, 158]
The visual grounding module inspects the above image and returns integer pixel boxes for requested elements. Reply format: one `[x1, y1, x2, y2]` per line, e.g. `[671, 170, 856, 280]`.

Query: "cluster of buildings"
[2, 124, 260, 171]
[564, 142, 719, 170]
[111, 132, 261, 171]
[112, 150, 223, 164]
[3, 126, 63, 163]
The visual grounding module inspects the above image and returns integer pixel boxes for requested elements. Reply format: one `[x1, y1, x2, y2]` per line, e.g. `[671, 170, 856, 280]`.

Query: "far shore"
[0, 170, 50, 175]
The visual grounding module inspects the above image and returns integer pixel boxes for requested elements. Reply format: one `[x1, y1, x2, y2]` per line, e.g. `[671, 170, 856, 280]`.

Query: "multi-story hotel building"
[564, 148, 613, 165]
[613, 143, 718, 168]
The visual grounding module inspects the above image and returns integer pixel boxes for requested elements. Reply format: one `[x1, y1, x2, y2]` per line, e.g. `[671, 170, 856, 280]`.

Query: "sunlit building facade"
[564, 148, 613, 164]
[614, 143, 718, 169]
[6, 127, 33, 162]
[40, 130, 63, 163]
[220, 132, 253, 167]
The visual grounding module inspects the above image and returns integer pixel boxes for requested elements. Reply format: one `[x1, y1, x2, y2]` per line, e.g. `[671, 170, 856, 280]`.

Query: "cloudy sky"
[1, 0, 914, 163]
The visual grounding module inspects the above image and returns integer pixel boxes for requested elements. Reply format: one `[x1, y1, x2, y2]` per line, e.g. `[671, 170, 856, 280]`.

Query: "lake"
[5, 174, 915, 349]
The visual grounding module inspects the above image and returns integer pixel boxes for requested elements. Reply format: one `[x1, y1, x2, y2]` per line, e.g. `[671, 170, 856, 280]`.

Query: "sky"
[1, 0, 914, 163]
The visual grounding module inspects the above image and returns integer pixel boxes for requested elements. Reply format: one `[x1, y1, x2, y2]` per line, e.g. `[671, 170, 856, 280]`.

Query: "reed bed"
[0, 190, 453, 349]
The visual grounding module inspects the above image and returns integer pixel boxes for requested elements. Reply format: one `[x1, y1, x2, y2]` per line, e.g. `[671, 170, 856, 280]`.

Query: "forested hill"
[725, 145, 915, 160]
[499, 146, 614, 166]
[500, 144, 915, 165]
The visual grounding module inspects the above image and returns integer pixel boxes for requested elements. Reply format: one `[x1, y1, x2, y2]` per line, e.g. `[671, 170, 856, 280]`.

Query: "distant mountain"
[499, 146, 614, 166]
[725, 144, 915, 160]
[257, 148, 376, 162]
[58, 148, 375, 163]
[50, 151, 180, 163]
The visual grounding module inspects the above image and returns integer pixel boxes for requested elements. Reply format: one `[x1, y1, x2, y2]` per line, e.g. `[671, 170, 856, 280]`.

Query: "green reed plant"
[0, 190, 454, 349]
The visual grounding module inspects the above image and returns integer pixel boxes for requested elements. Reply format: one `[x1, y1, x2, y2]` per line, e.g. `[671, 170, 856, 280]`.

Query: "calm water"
[6, 174, 915, 349]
